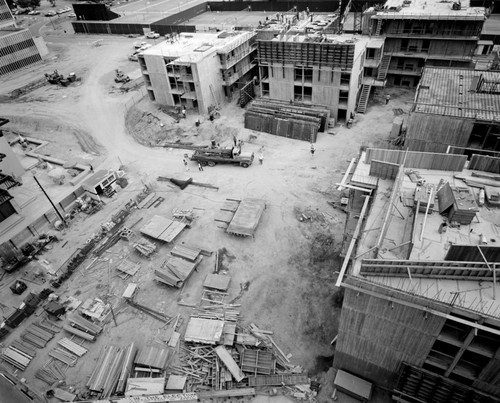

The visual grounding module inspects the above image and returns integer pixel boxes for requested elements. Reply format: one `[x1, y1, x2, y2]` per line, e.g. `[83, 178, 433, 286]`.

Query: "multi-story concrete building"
[0, 0, 47, 76]
[139, 31, 257, 114]
[362, 0, 487, 88]
[403, 66, 500, 153]
[334, 147, 500, 402]
[257, 32, 368, 122]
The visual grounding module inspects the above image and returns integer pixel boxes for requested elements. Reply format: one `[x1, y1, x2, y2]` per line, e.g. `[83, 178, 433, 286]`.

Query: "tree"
[48, 0, 56, 7]
[16, 0, 41, 9]
[5, 0, 15, 10]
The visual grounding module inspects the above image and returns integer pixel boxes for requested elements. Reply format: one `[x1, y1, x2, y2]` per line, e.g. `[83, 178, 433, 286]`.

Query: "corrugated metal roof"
[414, 67, 500, 122]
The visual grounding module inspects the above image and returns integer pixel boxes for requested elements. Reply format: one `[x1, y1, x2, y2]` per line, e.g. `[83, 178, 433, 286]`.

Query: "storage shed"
[82, 170, 117, 195]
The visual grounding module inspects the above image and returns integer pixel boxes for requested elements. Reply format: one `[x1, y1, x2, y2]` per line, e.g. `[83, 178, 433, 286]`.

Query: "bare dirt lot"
[0, 24, 415, 403]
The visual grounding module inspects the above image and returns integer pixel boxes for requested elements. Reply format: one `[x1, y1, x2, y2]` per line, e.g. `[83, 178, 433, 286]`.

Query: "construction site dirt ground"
[0, 28, 415, 403]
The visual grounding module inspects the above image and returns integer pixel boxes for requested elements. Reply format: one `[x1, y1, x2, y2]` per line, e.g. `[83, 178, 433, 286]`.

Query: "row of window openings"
[385, 22, 481, 36]
[260, 66, 351, 85]
[261, 83, 349, 103]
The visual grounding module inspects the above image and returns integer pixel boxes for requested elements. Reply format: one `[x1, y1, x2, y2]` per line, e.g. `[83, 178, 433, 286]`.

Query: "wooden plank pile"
[22, 323, 55, 348]
[155, 255, 203, 288]
[116, 343, 137, 395]
[87, 345, 126, 397]
[240, 349, 275, 375]
[140, 215, 187, 243]
[116, 260, 141, 277]
[244, 99, 330, 142]
[171, 244, 202, 262]
[1, 345, 33, 370]
[133, 240, 157, 257]
[58, 338, 88, 357]
[49, 348, 79, 366]
[35, 361, 66, 384]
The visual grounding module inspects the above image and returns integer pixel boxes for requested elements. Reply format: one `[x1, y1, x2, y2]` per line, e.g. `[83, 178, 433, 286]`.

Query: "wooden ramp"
[226, 199, 266, 237]
[140, 215, 186, 243]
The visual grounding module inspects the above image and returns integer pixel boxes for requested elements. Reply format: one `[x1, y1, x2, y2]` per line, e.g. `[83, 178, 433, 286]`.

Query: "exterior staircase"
[377, 55, 391, 81]
[374, 19, 383, 36]
[357, 84, 371, 114]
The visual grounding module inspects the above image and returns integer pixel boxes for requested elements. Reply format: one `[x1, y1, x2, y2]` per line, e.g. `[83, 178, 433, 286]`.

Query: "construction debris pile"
[245, 99, 330, 143]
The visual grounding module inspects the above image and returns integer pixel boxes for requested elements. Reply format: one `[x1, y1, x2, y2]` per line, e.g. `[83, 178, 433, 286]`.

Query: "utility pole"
[33, 175, 66, 225]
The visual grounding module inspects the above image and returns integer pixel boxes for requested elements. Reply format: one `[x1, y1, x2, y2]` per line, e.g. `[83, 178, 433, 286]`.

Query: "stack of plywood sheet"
[226, 199, 266, 237]
[134, 346, 171, 370]
[170, 244, 202, 262]
[140, 215, 186, 243]
[22, 324, 54, 348]
[184, 318, 225, 344]
[245, 99, 330, 142]
[414, 184, 435, 213]
[155, 255, 203, 288]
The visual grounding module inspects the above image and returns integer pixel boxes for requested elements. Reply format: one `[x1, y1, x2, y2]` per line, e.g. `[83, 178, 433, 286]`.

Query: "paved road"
[0, 373, 33, 403]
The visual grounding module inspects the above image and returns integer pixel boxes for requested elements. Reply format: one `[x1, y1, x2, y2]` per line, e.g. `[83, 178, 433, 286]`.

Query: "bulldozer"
[45, 70, 64, 84]
[115, 69, 131, 83]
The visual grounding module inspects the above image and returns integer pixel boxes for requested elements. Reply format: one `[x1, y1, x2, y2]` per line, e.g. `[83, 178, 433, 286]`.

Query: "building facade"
[333, 147, 500, 402]
[0, 0, 46, 77]
[139, 31, 257, 114]
[362, 0, 487, 88]
[257, 34, 367, 122]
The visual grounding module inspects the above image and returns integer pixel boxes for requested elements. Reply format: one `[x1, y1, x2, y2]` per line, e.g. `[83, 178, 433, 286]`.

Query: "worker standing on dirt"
[198, 162, 204, 172]
[310, 143, 315, 157]
[386, 94, 391, 104]
[183, 159, 189, 171]
[182, 107, 186, 118]
[259, 154, 264, 165]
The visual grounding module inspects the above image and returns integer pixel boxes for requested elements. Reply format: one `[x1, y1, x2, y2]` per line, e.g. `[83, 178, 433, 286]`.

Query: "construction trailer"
[402, 67, 500, 153]
[334, 147, 500, 402]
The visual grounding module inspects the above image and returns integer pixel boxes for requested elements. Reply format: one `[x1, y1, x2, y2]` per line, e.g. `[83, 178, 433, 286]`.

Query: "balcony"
[387, 68, 422, 76]
[362, 77, 386, 87]
[388, 51, 473, 61]
[222, 62, 255, 86]
[180, 74, 194, 82]
[385, 31, 480, 40]
[181, 91, 197, 100]
[220, 47, 257, 70]
[364, 59, 381, 68]
[170, 86, 184, 95]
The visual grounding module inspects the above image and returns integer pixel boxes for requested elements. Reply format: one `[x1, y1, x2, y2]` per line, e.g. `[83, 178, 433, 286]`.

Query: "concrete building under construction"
[139, 31, 257, 114]
[361, 0, 487, 88]
[334, 147, 500, 402]
[403, 67, 500, 153]
[0, 0, 47, 76]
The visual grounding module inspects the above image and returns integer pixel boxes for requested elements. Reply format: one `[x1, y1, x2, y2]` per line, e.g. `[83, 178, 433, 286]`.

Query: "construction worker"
[198, 162, 204, 172]
[182, 107, 186, 118]
[386, 94, 391, 104]
[259, 154, 264, 165]
[310, 143, 315, 156]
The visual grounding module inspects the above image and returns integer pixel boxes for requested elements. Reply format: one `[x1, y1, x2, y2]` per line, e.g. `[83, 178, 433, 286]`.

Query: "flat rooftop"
[143, 30, 255, 63]
[270, 32, 369, 46]
[371, 0, 486, 20]
[414, 67, 500, 122]
[350, 151, 500, 321]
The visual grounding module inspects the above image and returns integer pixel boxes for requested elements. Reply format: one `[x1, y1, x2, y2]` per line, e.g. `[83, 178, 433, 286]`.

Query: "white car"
[68, 13, 76, 18]
[146, 32, 160, 39]
[28, 10, 40, 15]
[133, 41, 147, 49]
[139, 44, 152, 51]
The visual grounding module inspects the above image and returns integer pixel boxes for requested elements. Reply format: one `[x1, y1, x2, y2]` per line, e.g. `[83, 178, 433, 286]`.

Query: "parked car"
[28, 10, 40, 15]
[139, 44, 152, 51]
[14, 8, 29, 15]
[128, 53, 138, 61]
[68, 13, 76, 17]
[45, 11, 56, 16]
[133, 41, 147, 49]
[146, 31, 160, 39]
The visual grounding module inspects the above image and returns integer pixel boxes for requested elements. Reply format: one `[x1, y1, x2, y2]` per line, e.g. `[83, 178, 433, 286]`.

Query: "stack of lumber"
[87, 345, 125, 397]
[1, 345, 33, 370]
[248, 374, 309, 387]
[171, 244, 202, 261]
[116, 343, 137, 395]
[134, 346, 171, 371]
[11, 340, 37, 358]
[57, 338, 88, 357]
[49, 348, 79, 366]
[22, 324, 55, 348]
[133, 240, 156, 257]
[68, 314, 103, 336]
[245, 99, 330, 139]
[154, 255, 203, 288]
[203, 274, 231, 291]
[36, 365, 63, 384]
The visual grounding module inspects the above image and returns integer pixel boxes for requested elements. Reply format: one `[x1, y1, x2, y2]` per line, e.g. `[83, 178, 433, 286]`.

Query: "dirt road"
[0, 27, 414, 403]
